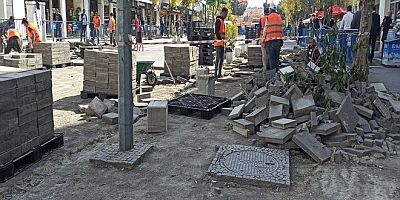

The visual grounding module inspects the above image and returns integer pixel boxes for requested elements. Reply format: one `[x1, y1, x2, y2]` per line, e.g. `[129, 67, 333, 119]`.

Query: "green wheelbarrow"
[136, 60, 157, 87]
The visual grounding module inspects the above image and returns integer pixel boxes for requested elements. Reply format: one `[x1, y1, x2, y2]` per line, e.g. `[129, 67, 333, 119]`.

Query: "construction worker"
[261, 3, 284, 71]
[108, 13, 116, 47]
[0, 16, 15, 53]
[259, 3, 270, 75]
[22, 18, 42, 46]
[4, 29, 22, 54]
[214, 7, 228, 79]
[93, 12, 101, 45]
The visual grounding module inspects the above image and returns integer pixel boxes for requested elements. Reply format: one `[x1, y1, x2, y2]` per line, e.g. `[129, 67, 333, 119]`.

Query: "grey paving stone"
[257, 126, 296, 144]
[284, 84, 303, 101]
[310, 112, 318, 127]
[311, 122, 341, 136]
[254, 86, 268, 97]
[207, 145, 290, 186]
[232, 119, 255, 134]
[292, 132, 332, 163]
[354, 104, 374, 119]
[373, 98, 391, 119]
[370, 83, 387, 92]
[102, 113, 118, 125]
[246, 106, 267, 126]
[268, 104, 283, 121]
[369, 120, 380, 130]
[86, 97, 108, 118]
[270, 95, 289, 106]
[291, 95, 315, 118]
[230, 91, 244, 102]
[336, 95, 359, 133]
[244, 96, 256, 112]
[389, 100, 400, 114]
[271, 118, 297, 129]
[228, 104, 245, 119]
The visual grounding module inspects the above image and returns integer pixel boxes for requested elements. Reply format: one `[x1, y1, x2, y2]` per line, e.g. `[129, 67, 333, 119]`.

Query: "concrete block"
[291, 95, 315, 117]
[326, 90, 345, 106]
[268, 104, 283, 121]
[248, 85, 259, 98]
[336, 95, 359, 133]
[312, 123, 341, 136]
[230, 91, 244, 102]
[390, 100, 400, 114]
[232, 125, 251, 137]
[102, 113, 118, 125]
[253, 86, 267, 97]
[271, 118, 297, 129]
[244, 96, 256, 112]
[255, 95, 268, 109]
[354, 104, 374, 119]
[221, 108, 233, 116]
[257, 126, 296, 144]
[196, 74, 215, 96]
[370, 83, 387, 92]
[104, 99, 118, 113]
[363, 139, 374, 147]
[373, 98, 391, 119]
[232, 119, 255, 135]
[136, 92, 152, 103]
[373, 130, 386, 140]
[270, 95, 289, 106]
[296, 115, 310, 124]
[369, 120, 380, 130]
[310, 112, 318, 128]
[284, 84, 303, 101]
[343, 148, 372, 157]
[228, 104, 245, 119]
[292, 132, 332, 163]
[86, 97, 108, 118]
[245, 106, 267, 126]
[147, 100, 168, 133]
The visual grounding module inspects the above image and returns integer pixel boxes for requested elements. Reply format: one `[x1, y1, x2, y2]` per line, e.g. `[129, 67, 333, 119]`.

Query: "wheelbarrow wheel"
[146, 71, 157, 86]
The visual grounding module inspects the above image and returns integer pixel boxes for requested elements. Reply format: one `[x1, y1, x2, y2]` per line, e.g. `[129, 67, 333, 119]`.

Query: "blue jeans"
[80, 25, 87, 42]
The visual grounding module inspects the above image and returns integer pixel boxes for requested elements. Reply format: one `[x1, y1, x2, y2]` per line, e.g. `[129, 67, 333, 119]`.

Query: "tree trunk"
[148, 5, 154, 40]
[351, 0, 373, 81]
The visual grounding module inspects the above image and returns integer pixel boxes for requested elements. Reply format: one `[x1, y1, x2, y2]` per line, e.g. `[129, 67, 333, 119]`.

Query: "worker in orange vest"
[261, 3, 284, 71]
[259, 3, 270, 73]
[108, 13, 116, 47]
[214, 7, 228, 79]
[22, 18, 42, 46]
[4, 29, 22, 54]
[93, 12, 101, 45]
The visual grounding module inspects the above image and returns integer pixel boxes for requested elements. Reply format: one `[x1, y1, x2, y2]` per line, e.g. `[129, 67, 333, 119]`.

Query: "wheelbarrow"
[136, 60, 157, 87]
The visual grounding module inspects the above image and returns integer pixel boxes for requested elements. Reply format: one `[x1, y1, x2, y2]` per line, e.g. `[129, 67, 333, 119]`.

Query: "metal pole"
[117, 0, 134, 151]
[49, 0, 54, 41]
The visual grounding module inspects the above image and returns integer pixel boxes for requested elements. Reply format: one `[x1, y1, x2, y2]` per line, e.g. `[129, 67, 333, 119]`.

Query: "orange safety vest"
[260, 15, 268, 39]
[93, 16, 101, 29]
[26, 22, 42, 42]
[7, 29, 22, 43]
[263, 12, 284, 43]
[108, 17, 116, 32]
[214, 18, 225, 47]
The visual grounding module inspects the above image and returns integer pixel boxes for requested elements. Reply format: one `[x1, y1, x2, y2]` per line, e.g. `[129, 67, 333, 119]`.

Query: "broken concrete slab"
[245, 106, 267, 126]
[86, 97, 108, 118]
[284, 84, 303, 101]
[268, 104, 283, 121]
[230, 91, 244, 102]
[270, 95, 289, 106]
[244, 96, 256, 112]
[295, 115, 310, 124]
[255, 94, 268, 109]
[389, 100, 400, 114]
[253, 86, 268, 97]
[292, 132, 332, 163]
[104, 99, 118, 113]
[312, 123, 341, 136]
[336, 95, 359, 133]
[271, 118, 297, 129]
[248, 85, 259, 98]
[291, 95, 316, 118]
[310, 112, 318, 128]
[377, 92, 394, 101]
[354, 104, 374, 119]
[326, 90, 345, 106]
[359, 123, 372, 133]
[370, 83, 387, 92]
[257, 126, 296, 144]
[233, 125, 251, 137]
[373, 98, 391, 119]
[228, 104, 245, 119]
[102, 112, 118, 125]
[232, 119, 255, 135]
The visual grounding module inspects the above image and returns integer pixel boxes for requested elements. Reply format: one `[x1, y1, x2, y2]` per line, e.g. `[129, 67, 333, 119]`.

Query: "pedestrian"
[262, 3, 284, 71]
[340, 5, 354, 30]
[259, 4, 270, 73]
[175, 20, 179, 36]
[160, 20, 164, 37]
[381, 11, 393, 58]
[369, 6, 381, 62]
[93, 12, 101, 45]
[312, 14, 320, 30]
[4, 29, 22, 54]
[108, 13, 116, 47]
[89, 11, 95, 43]
[351, 1, 363, 30]
[297, 21, 305, 45]
[80, 9, 88, 42]
[214, 7, 228, 79]
[0, 16, 15, 53]
[55, 9, 63, 41]
[134, 17, 143, 51]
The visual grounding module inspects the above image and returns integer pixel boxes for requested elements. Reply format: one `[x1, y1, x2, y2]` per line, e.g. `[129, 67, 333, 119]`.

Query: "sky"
[247, 0, 281, 8]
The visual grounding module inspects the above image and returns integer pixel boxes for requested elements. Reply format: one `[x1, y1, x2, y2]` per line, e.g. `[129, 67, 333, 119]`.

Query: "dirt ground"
[0, 65, 400, 200]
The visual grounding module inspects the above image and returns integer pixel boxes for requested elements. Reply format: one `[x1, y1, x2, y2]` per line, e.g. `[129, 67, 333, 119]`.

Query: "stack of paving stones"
[164, 45, 199, 79]
[83, 49, 137, 96]
[247, 45, 263, 68]
[0, 53, 43, 69]
[0, 66, 54, 166]
[199, 44, 214, 66]
[224, 70, 400, 164]
[245, 27, 258, 40]
[33, 42, 70, 66]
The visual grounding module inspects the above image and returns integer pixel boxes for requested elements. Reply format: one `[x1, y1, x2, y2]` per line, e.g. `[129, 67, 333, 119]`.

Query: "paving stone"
[343, 148, 372, 157]
[270, 95, 289, 106]
[389, 100, 400, 114]
[102, 113, 118, 125]
[230, 91, 244, 102]
[147, 100, 168, 133]
[328, 109, 340, 122]
[354, 105, 374, 119]
[221, 108, 233, 116]
[232, 119, 255, 135]
[232, 126, 251, 137]
[248, 85, 259, 98]
[355, 127, 364, 136]
[336, 95, 359, 133]
[326, 90, 345, 106]
[387, 133, 400, 141]
[207, 145, 290, 186]
[86, 97, 108, 118]
[271, 118, 297, 129]
[310, 112, 318, 128]
[369, 120, 380, 130]
[312, 123, 341, 136]
[295, 115, 310, 124]
[370, 83, 387, 92]
[359, 123, 372, 133]
[373, 98, 391, 119]
[292, 132, 332, 163]
[268, 104, 283, 121]
[257, 126, 296, 144]
[321, 133, 355, 143]
[90, 143, 153, 169]
[254, 86, 268, 97]
[244, 96, 256, 112]
[228, 104, 245, 119]
[373, 130, 386, 140]
[363, 139, 374, 147]
[377, 92, 394, 101]
[246, 107, 267, 126]
[284, 84, 303, 101]
[291, 95, 315, 118]
[104, 99, 118, 113]
[255, 94, 268, 109]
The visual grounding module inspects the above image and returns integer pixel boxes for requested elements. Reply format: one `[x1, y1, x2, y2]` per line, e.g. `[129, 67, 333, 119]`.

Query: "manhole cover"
[207, 145, 290, 186]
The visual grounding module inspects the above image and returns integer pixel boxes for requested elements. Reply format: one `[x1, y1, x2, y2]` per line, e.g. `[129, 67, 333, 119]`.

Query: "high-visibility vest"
[26, 23, 42, 42]
[7, 29, 22, 43]
[214, 18, 225, 47]
[263, 12, 284, 43]
[93, 16, 101, 29]
[108, 17, 116, 32]
[260, 15, 268, 39]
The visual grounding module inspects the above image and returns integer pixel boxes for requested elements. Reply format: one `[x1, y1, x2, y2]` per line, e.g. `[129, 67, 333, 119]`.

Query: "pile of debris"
[79, 97, 143, 125]
[224, 68, 399, 164]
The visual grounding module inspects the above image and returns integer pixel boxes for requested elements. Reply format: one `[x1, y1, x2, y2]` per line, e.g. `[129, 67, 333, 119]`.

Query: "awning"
[137, 0, 152, 4]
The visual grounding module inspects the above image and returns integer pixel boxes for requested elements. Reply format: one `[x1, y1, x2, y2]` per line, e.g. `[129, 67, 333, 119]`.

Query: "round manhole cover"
[221, 150, 280, 175]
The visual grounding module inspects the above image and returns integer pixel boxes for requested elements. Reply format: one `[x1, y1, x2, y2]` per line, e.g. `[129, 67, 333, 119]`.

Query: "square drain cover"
[207, 145, 290, 186]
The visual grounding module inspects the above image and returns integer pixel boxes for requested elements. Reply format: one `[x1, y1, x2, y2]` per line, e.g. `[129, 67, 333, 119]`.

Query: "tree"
[233, 1, 248, 17]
